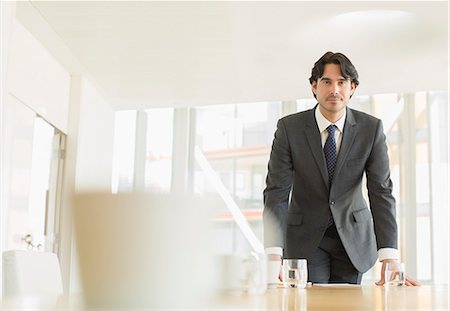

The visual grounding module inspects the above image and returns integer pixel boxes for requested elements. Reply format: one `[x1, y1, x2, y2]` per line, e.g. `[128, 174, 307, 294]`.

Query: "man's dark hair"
[309, 51, 359, 86]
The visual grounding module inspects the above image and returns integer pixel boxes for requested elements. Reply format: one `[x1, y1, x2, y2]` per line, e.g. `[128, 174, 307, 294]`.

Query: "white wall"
[73, 77, 115, 293]
[7, 19, 70, 133]
[0, 0, 16, 296]
[1, 4, 116, 294]
[76, 78, 115, 192]
[60, 76, 115, 293]
[1, 1, 72, 295]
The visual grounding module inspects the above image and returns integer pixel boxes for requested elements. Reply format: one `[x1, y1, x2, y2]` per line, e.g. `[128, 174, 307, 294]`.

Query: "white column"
[171, 108, 191, 193]
[429, 92, 449, 284]
[399, 94, 417, 278]
[59, 75, 82, 293]
[281, 100, 297, 116]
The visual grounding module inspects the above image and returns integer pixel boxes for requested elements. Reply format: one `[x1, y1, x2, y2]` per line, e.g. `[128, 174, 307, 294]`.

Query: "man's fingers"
[376, 262, 387, 286]
[278, 270, 283, 282]
[375, 277, 386, 286]
[379, 277, 420, 286]
[405, 277, 420, 286]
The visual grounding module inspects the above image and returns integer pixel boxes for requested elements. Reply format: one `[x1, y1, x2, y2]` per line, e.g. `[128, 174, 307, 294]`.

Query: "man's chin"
[326, 101, 342, 108]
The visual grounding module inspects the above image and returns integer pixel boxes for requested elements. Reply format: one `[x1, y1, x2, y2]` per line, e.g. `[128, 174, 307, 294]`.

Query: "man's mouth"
[327, 97, 340, 101]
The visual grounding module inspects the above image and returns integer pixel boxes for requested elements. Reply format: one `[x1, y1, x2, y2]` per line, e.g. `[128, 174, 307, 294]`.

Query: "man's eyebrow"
[319, 76, 347, 81]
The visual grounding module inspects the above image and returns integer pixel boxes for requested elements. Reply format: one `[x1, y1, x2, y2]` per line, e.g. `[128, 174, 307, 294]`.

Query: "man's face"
[311, 63, 356, 120]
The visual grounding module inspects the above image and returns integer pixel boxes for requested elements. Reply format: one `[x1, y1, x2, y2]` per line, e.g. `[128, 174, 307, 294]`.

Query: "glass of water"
[282, 259, 307, 289]
[385, 262, 405, 286]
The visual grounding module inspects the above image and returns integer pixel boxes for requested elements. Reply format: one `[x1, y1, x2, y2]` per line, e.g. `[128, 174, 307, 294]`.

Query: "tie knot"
[327, 124, 337, 135]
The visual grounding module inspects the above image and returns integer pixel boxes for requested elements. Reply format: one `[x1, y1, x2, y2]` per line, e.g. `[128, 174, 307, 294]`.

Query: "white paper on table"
[312, 283, 361, 287]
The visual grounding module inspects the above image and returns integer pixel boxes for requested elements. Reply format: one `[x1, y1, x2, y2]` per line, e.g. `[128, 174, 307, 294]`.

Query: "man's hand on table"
[375, 259, 420, 286]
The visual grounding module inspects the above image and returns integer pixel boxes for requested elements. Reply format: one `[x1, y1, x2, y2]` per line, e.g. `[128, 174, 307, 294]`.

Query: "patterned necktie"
[324, 125, 337, 185]
[324, 125, 337, 227]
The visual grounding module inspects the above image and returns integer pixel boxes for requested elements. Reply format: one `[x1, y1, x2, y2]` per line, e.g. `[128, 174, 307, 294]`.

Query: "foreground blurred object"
[219, 252, 267, 295]
[2, 250, 63, 297]
[72, 192, 216, 308]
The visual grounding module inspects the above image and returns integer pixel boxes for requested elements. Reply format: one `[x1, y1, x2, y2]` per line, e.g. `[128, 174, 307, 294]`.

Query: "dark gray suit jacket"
[263, 106, 397, 273]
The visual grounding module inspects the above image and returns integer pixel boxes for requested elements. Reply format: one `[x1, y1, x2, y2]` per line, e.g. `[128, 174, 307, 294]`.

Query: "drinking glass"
[384, 262, 405, 286]
[282, 259, 307, 289]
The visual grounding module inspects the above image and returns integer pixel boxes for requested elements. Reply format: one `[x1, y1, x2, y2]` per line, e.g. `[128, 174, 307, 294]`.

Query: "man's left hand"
[375, 259, 421, 286]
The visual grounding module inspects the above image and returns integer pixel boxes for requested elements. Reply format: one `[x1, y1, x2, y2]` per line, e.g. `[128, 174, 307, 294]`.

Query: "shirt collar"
[315, 105, 346, 133]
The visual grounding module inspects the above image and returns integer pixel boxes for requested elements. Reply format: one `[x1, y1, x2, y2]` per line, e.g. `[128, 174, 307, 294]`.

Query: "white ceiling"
[18, 1, 449, 109]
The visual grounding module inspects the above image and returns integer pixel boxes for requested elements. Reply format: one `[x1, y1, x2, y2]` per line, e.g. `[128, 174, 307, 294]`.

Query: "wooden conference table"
[1, 285, 448, 310]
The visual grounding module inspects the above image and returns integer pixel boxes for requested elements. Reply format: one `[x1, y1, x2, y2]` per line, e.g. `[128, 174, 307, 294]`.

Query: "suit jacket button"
[330, 201, 335, 205]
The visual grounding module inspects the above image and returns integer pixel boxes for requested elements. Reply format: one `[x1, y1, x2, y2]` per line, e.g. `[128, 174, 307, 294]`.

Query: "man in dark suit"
[263, 51, 418, 285]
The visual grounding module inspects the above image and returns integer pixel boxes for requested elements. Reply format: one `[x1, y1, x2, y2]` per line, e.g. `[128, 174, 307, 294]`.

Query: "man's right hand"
[267, 254, 283, 281]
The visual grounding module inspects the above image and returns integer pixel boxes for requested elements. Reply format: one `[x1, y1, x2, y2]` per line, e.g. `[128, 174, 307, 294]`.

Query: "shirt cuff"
[378, 248, 399, 262]
[265, 247, 283, 256]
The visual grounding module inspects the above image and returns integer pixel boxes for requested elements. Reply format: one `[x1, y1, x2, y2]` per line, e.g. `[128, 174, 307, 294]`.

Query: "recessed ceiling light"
[330, 10, 414, 28]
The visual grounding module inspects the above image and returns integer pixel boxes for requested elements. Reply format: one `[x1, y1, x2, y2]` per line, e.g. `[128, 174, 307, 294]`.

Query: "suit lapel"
[304, 109, 329, 189]
[333, 108, 357, 186]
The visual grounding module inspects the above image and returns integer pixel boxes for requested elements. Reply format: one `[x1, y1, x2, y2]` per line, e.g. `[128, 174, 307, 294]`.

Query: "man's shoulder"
[280, 109, 313, 124]
[348, 108, 380, 124]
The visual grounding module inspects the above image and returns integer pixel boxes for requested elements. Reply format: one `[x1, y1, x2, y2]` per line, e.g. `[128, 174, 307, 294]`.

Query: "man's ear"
[311, 81, 317, 95]
[349, 82, 357, 97]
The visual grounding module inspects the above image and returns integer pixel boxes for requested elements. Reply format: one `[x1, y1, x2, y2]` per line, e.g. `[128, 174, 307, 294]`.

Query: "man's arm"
[263, 119, 293, 250]
[366, 120, 419, 286]
[365, 120, 398, 251]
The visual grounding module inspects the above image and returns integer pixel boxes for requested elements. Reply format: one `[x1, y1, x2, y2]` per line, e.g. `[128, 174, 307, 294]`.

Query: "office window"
[193, 102, 282, 253]
[112, 109, 174, 193]
[112, 111, 137, 193]
[144, 108, 174, 192]
[296, 98, 316, 111]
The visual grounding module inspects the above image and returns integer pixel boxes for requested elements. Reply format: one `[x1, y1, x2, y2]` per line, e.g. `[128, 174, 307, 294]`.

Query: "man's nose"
[330, 84, 339, 95]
